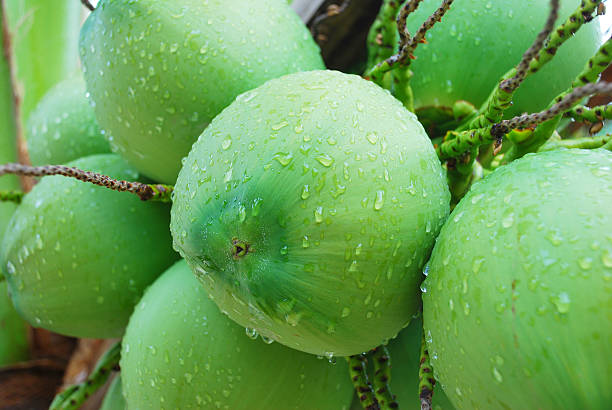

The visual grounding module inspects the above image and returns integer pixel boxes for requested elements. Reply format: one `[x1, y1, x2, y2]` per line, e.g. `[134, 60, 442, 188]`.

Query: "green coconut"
[120, 260, 354, 409]
[79, 0, 324, 183]
[423, 149, 612, 409]
[26, 75, 110, 166]
[0, 154, 177, 338]
[170, 70, 450, 356]
[399, 0, 602, 117]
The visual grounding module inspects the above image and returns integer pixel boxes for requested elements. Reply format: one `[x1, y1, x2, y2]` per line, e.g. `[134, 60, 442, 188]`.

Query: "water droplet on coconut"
[245, 328, 258, 339]
[315, 154, 334, 167]
[374, 190, 385, 210]
[551, 292, 570, 313]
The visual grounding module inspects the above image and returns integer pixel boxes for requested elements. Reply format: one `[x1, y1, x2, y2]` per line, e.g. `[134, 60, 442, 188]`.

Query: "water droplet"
[492, 367, 503, 383]
[374, 190, 385, 210]
[5, 261, 15, 275]
[301, 185, 311, 200]
[502, 212, 515, 228]
[341, 307, 351, 317]
[238, 205, 246, 223]
[314, 207, 323, 223]
[222, 138, 232, 150]
[302, 236, 310, 248]
[578, 257, 592, 270]
[273, 152, 293, 166]
[551, 292, 570, 313]
[315, 154, 334, 167]
[271, 121, 289, 131]
[261, 335, 274, 344]
[602, 251, 612, 267]
[366, 132, 378, 144]
[245, 328, 258, 339]
[472, 258, 484, 274]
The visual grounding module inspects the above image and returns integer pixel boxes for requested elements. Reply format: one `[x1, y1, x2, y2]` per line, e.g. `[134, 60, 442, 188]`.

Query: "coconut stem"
[571, 36, 612, 89]
[371, 345, 398, 409]
[463, 0, 604, 131]
[418, 333, 435, 410]
[437, 82, 612, 160]
[567, 104, 612, 122]
[499, 0, 560, 94]
[365, 0, 454, 82]
[0, 163, 173, 202]
[49, 341, 120, 410]
[0, 189, 23, 203]
[366, 0, 402, 68]
[347, 353, 380, 410]
[539, 133, 612, 152]
[80, 0, 95, 11]
[499, 36, 612, 162]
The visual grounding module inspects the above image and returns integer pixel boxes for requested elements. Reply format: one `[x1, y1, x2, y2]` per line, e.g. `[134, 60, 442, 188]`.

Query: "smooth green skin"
[171, 70, 450, 356]
[5, 0, 81, 124]
[423, 149, 612, 409]
[348, 317, 454, 410]
[80, 0, 325, 184]
[400, 0, 602, 117]
[101, 375, 126, 410]
[121, 260, 354, 410]
[26, 75, 111, 166]
[0, 6, 29, 367]
[0, 154, 178, 338]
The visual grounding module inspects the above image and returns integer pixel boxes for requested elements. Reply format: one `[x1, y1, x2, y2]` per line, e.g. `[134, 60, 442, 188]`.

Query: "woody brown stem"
[365, 0, 453, 81]
[499, 0, 560, 93]
[0, 163, 173, 202]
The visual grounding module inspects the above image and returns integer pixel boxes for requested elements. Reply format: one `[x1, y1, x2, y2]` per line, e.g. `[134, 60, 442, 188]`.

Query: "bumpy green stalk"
[528, 0, 602, 75]
[603, 138, 612, 150]
[418, 333, 435, 410]
[0, 163, 174, 202]
[366, 0, 403, 70]
[539, 133, 612, 151]
[371, 345, 398, 409]
[498, 0, 560, 94]
[567, 104, 612, 122]
[438, 82, 612, 161]
[0, 190, 23, 203]
[463, 0, 602, 131]
[49, 341, 121, 410]
[502, 44, 612, 162]
[348, 354, 380, 410]
[571, 36, 612, 88]
[392, 65, 415, 112]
